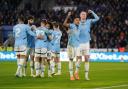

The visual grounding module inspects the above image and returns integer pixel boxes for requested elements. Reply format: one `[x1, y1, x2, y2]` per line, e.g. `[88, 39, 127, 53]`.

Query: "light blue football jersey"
[27, 25, 35, 48]
[47, 29, 54, 51]
[13, 24, 36, 47]
[51, 29, 62, 53]
[35, 27, 48, 49]
[79, 11, 99, 43]
[68, 23, 80, 47]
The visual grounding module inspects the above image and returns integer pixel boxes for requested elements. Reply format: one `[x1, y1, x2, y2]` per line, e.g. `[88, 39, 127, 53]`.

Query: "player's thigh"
[40, 48, 47, 58]
[29, 48, 35, 60]
[24, 47, 30, 61]
[34, 48, 41, 60]
[56, 53, 60, 59]
[30, 48, 35, 56]
[34, 57, 40, 62]
[14, 46, 21, 56]
[14, 45, 27, 58]
[40, 57, 46, 64]
[40, 47, 47, 65]
[74, 47, 81, 57]
[53, 52, 60, 58]
[80, 42, 90, 56]
[20, 45, 27, 56]
[14, 46, 19, 56]
[51, 52, 59, 61]
[55, 53, 60, 62]
[26, 47, 30, 56]
[67, 45, 75, 59]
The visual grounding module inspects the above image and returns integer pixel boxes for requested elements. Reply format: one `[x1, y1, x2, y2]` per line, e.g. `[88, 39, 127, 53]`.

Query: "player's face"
[28, 19, 34, 25]
[74, 18, 80, 25]
[80, 12, 87, 20]
[53, 26, 59, 31]
[46, 24, 50, 29]
[41, 22, 45, 27]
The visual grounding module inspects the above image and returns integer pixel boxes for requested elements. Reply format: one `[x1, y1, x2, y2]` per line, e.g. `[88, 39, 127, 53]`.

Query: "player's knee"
[17, 55, 20, 59]
[30, 55, 34, 60]
[56, 57, 60, 63]
[34, 57, 40, 62]
[35, 61, 40, 69]
[84, 55, 89, 62]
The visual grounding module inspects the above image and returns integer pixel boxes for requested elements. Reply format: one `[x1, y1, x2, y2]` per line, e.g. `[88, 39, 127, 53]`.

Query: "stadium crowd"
[0, 0, 128, 48]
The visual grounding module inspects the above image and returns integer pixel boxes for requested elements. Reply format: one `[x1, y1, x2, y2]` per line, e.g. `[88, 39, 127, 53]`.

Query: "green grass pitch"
[0, 62, 128, 89]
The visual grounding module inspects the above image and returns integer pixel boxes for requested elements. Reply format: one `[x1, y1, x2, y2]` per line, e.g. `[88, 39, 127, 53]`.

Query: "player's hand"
[48, 35, 53, 40]
[67, 12, 72, 16]
[88, 10, 93, 13]
[36, 34, 44, 39]
[31, 25, 36, 30]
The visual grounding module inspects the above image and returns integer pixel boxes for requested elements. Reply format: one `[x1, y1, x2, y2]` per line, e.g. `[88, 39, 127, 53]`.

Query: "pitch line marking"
[93, 84, 128, 89]
[0, 85, 128, 89]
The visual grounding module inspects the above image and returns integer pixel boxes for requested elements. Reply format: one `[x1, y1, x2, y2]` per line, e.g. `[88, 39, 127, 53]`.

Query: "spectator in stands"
[0, 0, 127, 48]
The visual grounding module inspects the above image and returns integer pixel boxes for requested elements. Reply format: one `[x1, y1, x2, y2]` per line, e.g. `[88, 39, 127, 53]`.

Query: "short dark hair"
[46, 21, 53, 29]
[28, 16, 34, 20]
[53, 22, 59, 28]
[18, 15, 25, 22]
[41, 19, 47, 25]
[80, 9, 89, 15]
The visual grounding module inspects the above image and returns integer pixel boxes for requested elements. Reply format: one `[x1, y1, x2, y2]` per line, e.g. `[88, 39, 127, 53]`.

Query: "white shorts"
[26, 48, 35, 56]
[14, 45, 27, 56]
[35, 48, 47, 58]
[67, 45, 80, 59]
[79, 42, 90, 56]
[51, 52, 60, 58]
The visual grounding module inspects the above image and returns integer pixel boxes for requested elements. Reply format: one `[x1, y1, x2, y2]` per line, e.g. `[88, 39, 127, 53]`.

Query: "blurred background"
[0, 0, 128, 52]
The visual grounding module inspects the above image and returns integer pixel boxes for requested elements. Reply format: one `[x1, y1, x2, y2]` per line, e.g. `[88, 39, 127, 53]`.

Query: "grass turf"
[0, 62, 128, 89]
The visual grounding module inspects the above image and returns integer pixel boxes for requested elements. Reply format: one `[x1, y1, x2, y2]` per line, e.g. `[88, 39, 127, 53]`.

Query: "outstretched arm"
[63, 12, 72, 28]
[88, 10, 100, 23]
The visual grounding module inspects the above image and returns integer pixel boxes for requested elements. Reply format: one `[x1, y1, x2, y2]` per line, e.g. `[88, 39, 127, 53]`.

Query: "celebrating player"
[23, 16, 35, 77]
[34, 19, 48, 77]
[13, 16, 36, 77]
[63, 12, 81, 80]
[51, 23, 62, 75]
[79, 10, 99, 80]
[45, 22, 54, 77]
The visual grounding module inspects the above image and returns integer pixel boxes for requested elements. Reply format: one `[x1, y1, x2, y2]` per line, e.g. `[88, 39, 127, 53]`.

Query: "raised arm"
[88, 10, 100, 23]
[63, 12, 72, 28]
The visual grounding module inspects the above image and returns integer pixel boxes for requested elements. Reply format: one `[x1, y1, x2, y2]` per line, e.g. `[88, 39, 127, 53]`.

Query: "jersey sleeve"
[69, 23, 73, 29]
[26, 25, 36, 37]
[45, 29, 50, 36]
[89, 11, 100, 23]
[60, 30, 62, 37]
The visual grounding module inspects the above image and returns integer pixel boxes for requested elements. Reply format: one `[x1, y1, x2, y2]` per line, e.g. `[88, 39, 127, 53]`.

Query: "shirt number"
[15, 28, 21, 37]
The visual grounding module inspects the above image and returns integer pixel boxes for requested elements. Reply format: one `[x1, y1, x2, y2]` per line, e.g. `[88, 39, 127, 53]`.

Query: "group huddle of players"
[13, 10, 99, 81]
